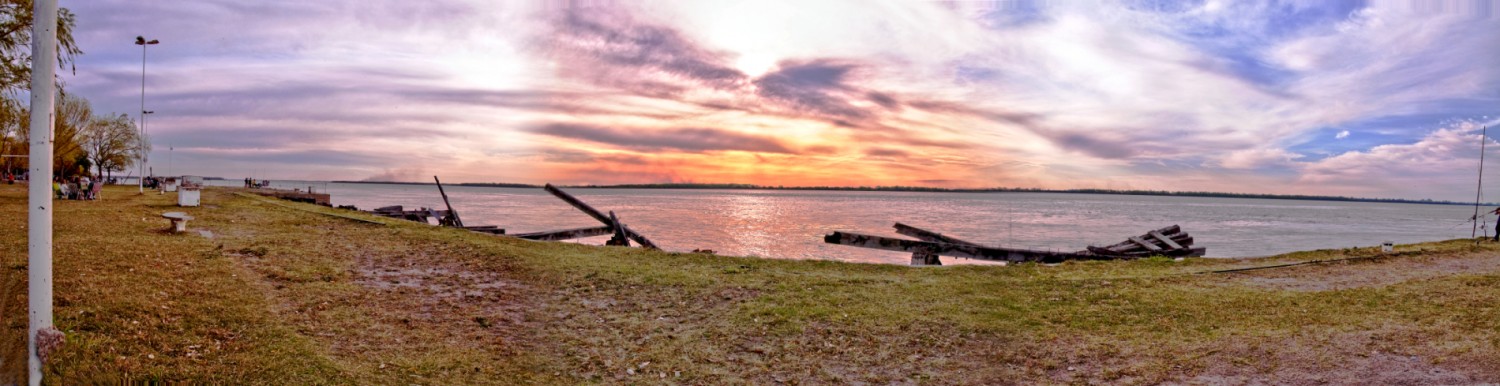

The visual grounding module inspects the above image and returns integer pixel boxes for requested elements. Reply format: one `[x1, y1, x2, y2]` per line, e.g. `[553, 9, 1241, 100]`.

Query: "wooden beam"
[1128, 236, 1163, 251]
[462, 226, 505, 234]
[1101, 232, 1190, 253]
[606, 211, 629, 246]
[824, 231, 1111, 264]
[511, 226, 612, 241]
[434, 176, 464, 227]
[893, 223, 981, 246]
[543, 184, 658, 249]
[543, 184, 612, 224]
[1149, 230, 1184, 250]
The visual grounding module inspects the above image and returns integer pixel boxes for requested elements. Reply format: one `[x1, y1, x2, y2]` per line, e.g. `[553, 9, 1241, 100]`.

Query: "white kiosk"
[177, 176, 202, 207]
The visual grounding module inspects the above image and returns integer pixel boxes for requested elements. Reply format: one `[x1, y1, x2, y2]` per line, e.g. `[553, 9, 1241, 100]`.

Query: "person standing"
[1492, 207, 1500, 242]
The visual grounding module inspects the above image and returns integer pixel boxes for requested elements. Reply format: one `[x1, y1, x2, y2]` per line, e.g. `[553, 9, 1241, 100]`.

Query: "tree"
[0, 96, 21, 177]
[0, 0, 81, 180]
[80, 113, 140, 179]
[49, 92, 86, 176]
[1, 0, 82, 95]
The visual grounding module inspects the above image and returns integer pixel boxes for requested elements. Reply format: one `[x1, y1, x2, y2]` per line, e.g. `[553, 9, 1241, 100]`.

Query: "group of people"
[53, 175, 100, 200]
[243, 178, 271, 188]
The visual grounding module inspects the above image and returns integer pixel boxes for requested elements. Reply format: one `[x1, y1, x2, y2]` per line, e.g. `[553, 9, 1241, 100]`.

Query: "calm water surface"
[213, 180, 1482, 265]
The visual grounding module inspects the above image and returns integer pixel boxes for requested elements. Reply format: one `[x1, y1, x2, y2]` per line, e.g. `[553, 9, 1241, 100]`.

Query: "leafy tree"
[0, 96, 20, 177]
[1, 0, 81, 95]
[80, 113, 141, 179]
[48, 91, 86, 176]
[0, 0, 81, 179]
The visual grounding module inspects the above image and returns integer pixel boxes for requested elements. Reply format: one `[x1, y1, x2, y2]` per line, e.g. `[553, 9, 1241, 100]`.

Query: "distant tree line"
[1, 1, 141, 180]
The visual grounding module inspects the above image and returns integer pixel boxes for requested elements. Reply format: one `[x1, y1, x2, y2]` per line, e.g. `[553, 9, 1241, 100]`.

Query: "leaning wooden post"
[606, 211, 630, 246]
[433, 176, 463, 227]
[543, 184, 659, 249]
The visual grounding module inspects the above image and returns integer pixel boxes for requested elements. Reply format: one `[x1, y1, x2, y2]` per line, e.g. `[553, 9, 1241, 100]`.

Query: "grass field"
[3, 184, 1499, 384]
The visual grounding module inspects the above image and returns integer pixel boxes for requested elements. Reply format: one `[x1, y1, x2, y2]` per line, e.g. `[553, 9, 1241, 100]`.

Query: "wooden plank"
[1103, 232, 1190, 252]
[1128, 236, 1164, 251]
[544, 184, 612, 224]
[434, 176, 464, 227]
[511, 226, 612, 241]
[893, 223, 981, 246]
[543, 184, 658, 249]
[824, 231, 1111, 263]
[462, 225, 505, 234]
[1149, 230, 1184, 250]
[1090, 246, 1199, 257]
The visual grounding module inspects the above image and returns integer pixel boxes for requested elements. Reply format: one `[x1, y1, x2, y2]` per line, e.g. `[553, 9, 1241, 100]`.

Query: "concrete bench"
[162, 212, 194, 233]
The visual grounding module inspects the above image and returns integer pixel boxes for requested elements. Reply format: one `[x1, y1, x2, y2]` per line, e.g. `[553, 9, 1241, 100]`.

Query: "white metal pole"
[27, 0, 59, 383]
[137, 42, 146, 193]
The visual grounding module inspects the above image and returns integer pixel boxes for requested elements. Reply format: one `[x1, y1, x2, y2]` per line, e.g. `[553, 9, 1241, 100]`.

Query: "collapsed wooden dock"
[362, 177, 657, 248]
[825, 223, 1204, 266]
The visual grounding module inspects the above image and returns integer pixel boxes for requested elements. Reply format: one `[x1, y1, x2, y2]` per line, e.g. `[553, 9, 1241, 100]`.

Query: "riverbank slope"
[3, 185, 1498, 383]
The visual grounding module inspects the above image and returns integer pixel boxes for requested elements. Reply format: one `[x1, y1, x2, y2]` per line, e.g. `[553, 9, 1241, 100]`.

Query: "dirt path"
[1225, 250, 1500, 292]
[214, 194, 550, 383]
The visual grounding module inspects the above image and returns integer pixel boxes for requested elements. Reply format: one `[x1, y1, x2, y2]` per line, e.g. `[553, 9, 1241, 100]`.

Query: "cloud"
[1290, 119, 1500, 199]
[752, 59, 882, 122]
[543, 5, 747, 95]
[1217, 148, 1306, 170]
[864, 147, 910, 158]
[1300, 122, 1488, 184]
[362, 167, 427, 182]
[531, 123, 793, 154]
[54, 0, 1500, 197]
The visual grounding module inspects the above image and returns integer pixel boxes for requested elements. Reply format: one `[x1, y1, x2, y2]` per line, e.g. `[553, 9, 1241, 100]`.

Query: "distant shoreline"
[330, 180, 1493, 207]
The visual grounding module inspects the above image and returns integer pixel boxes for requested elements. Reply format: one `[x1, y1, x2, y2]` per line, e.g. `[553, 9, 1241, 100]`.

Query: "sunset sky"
[63, 1, 1499, 200]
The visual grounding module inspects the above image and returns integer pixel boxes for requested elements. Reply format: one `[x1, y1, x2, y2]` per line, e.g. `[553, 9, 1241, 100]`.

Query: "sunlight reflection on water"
[219, 181, 1482, 265]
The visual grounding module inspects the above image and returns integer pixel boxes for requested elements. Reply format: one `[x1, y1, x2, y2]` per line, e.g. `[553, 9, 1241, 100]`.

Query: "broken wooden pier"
[365, 176, 503, 234]
[522, 184, 658, 248]
[362, 181, 659, 249]
[825, 223, 1204, 266]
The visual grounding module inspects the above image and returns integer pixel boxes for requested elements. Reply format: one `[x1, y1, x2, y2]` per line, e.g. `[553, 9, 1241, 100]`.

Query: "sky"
[60, 0, 1500, 201]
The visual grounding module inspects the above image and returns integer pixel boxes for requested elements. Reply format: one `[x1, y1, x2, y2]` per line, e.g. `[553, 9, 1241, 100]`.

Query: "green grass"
[3, 185, 1500, 384]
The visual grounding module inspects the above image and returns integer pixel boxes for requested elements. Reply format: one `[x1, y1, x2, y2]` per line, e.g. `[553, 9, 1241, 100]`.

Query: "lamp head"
[135, 36, 159, 45]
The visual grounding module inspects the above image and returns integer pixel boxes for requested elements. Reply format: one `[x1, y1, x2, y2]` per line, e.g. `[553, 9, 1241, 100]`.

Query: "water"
[208, 180, 1485, 265]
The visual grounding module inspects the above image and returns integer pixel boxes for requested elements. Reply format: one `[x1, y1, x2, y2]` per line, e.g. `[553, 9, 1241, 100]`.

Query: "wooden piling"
[434, 176, 464, 227]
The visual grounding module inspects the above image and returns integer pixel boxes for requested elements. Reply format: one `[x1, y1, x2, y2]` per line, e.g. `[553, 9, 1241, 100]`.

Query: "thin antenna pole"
[1474, 125, 1487, 239]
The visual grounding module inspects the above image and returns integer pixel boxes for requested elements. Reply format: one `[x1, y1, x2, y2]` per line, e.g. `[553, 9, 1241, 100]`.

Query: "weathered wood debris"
[366, 176, 502, 233]
[359, 180, 658, 249]
[533, 184, 658, 248]
[825, 223, 1204, 266]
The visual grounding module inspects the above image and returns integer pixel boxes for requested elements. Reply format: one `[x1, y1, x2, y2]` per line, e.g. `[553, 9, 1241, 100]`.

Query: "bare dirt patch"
[1227, 252, 1500, 292]
[1172, 329, 1475, 385]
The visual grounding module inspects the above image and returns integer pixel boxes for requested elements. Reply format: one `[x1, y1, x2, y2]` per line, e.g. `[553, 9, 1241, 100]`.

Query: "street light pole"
[135, 36, 158, 193]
